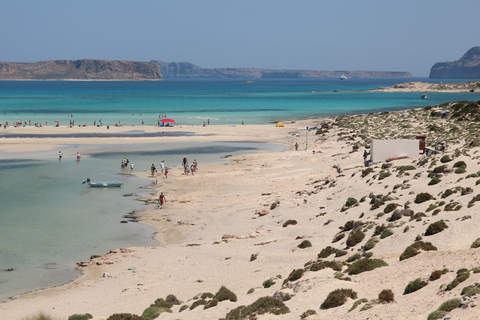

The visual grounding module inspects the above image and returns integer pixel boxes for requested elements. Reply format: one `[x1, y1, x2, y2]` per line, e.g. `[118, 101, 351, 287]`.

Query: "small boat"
[340, 74, 347, 80]
[82, 178, 123, 187]
[421, 94, 428, 99]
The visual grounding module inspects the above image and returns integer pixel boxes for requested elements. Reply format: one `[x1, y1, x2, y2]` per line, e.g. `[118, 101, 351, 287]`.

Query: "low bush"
[282, 220, 297, 227]
[461, 284, 480, 297]
[453, 161, 467, 168]
[363, 237, 379, 251]
[437, 298, 461, 311]
[106, 314, 145, 320]
[345, 197, 358, 207]
[332, 233, 345, 243]
[441, 188, 454, 198]
[298, 240, 312, 249]
[440, 155, 452, 163]
[428, 177, 441, 185]
[383, 203, 398, 213]
[287, 269, 305, 282]
[425, 221, 448, 236]
[373, 224, 386, 236]
[427, 310, 447, 320]
[389, 209, 403, 222]
[179, 305, 189, 312]
[455, 167, 466, 174]
[263, 279, 275, 288]
[300, 310, 317, 318]
[68, 315, 93, 320]
[404, 278, 428, 294]
[141, 307, 171, 320]
[399, 241, 437, 261]
[204, 299, 219, 309]
[471, 237, 480, 248]
[346, 231, 365, 247]
[414, 192, 434, 203]
[433, 165, 447, 173]
[151, 295, 180, 308]
[318, 246, 336, 258]
[346, 253, 361, 263]
[22, 314, 59, 320]
[370, 200, 385, 210]
[348, 298, 368, 312]
[380, 228, 393, 239]
[429, 269, 446, 281]
[320, 288, 358, 309]
[223, 296, 289, 319]
[348, 258, 388, 275]
[378, 289, 394, 303]
[215, 286, 237, 302]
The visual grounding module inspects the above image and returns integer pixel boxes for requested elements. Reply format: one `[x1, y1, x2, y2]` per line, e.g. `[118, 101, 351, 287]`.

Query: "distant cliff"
[0, 60, 163, 80]
[430, 47, 480, 79]
[152, 60, 412, 79]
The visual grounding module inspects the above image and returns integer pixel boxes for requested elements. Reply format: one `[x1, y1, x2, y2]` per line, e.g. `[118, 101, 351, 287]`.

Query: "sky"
[0, 0, 479, 77]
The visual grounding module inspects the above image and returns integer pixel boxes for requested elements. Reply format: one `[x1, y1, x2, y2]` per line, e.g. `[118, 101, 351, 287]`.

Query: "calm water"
[0, 78, 478, 301]
[0, 78, 478, 128]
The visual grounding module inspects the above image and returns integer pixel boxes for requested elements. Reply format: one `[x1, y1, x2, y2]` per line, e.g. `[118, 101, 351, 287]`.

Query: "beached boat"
[340, 74, 347, 80]
[82, 178, 123, 187]
[421, 94, 428, 99]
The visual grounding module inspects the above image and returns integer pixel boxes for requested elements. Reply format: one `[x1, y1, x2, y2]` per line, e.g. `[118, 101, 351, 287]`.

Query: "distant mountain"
[0, 60, 163, 80]
[151, 60, 412, 79]
[429, 47, 480, 79]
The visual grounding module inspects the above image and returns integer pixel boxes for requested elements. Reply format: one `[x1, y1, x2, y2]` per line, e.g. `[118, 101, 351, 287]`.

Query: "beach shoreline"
[3, 104, 480, 319]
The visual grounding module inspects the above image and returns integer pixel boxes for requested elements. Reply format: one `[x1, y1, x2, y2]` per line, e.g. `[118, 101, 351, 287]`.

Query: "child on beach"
[151, 164, 157, 176]
[76, 152, 81, 161]
[164, 166, 169, 178]
[157, 192, 166, 209]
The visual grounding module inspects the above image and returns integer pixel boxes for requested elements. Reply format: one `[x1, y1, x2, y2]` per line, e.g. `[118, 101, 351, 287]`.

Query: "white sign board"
[370, 140, 420, 163]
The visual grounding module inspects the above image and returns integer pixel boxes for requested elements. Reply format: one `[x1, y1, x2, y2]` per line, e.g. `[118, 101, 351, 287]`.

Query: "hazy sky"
[1, 0, 478, 76]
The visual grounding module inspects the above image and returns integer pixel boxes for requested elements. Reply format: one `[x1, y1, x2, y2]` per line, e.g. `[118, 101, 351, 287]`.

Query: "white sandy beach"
[2, 106, 480, 320]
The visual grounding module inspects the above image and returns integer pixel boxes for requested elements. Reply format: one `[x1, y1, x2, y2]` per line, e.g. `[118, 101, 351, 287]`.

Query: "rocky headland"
[430, 46, 480, 79]
[152, 60, 413, 79]
[0, 59, 163, 80]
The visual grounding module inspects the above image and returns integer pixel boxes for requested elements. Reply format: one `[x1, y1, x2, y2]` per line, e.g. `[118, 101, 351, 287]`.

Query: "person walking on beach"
[158, 192, 166, 209]
[193, 159, 198, 171]
[160, 160, 165, 175]
[151, 164, 157, 176]
[59, 151, 63, 160]
[295, 142, 299, 151]
[164, 166, 169, 178]
[76, 152, 81, 161]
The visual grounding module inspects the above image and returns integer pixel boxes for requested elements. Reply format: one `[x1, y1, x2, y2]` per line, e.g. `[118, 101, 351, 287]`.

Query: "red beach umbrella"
[160, 119, 176, 124]
[54, 120, 60, 122]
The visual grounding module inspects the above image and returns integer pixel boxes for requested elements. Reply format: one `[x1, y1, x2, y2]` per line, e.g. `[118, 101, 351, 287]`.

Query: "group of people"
[182, 156, 198, 175]
[121, 157, 134, 169]
[151, 160, 169, 178]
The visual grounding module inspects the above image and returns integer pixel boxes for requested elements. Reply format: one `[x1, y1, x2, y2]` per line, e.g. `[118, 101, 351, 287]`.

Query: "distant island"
[151, 60, 413, 79]
[0, 59, 163, 80]
[430, 46, 480, 79]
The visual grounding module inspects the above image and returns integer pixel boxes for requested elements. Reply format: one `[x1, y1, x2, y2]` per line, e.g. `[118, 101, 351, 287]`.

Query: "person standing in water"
[76, 152, 81, 161]
[59, 151, 63, 160]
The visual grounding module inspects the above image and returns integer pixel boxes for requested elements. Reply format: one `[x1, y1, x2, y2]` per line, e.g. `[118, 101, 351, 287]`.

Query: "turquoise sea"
[0, 78, 478, 302]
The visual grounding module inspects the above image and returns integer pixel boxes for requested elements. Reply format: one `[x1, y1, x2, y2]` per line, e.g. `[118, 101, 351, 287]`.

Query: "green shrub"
[298, 240, 312, 249]
[204, 299, 219, 309]
[300, 310, 317, 318]
[441, 189, 454, 198]
[141, 307, 171, 320]
[471, 238, 480, 248]
[445, 279, 460, 291]
[287, 269, 305, 282]
[455, 167, 466, 174]
[414, 192, 434, 203]
[429, 270, 446, 281]
[320, 288, 358, 309]
[282, 219, 297, 227]
[348, 298, 368, 312]
[428, 177, 441, 185]
[318, 246, 336, 258]
[190, 299, 207, 310]
[437, 298, 461, 311]
[20, 313, 58, 320]
[425, 221, 448, 236]
[332, 233, 345, 243]
[215, 286, 237, 302]
[399, 241, 437, 261]
[453, 161, 467, 168]
[398, 165, 416, 172]
[440, 155, 452, 163]
[106, 314, 146, 320]
[378, 289, 394, 303]
[223, 296, 289, 319]
[270, 202, 278, 210]
[373, 224, 386, 236]
[346, 231, 365, 247]
[461, 285, 480, 297]
[433, 165, 447, 173]
[346, 253, 362, 263]
[345, 197, 358, 207]
[179, 305, 189, 312]
[380, 228, 393, 239]
[348, 258, 388, 275]
[363, 237, 379, 251]
[151, 295, 180, 308]
[263, 279, 275, 288]
[404, 278, 428, 294]
[200, 292, 214, 299]
[247, 288, 255, 294]
[68, 315, 93, 320]
[427, 310, 447, 320]
[383, 203, 398, 213]
[378, 171, 391, 180]
[370, 200, 385, 210]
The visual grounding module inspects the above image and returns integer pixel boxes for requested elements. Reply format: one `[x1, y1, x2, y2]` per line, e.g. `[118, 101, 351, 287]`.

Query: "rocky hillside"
[0, 59, 163, 80]
[430, 47, 480, 79]
[152, 60, 412, 79]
